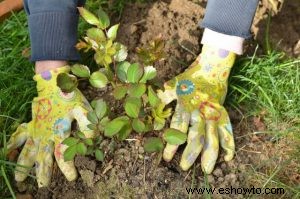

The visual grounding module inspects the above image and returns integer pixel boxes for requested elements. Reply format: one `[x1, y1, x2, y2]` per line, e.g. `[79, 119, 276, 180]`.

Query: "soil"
[14, 0, 299, 198]
[255, 0, 300, 57]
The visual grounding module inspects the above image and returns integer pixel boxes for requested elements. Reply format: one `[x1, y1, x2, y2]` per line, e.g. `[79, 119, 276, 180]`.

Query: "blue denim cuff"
[28, 11, 80, 61]
[23, 0, 86, 61]
[201, 0, 259, 38]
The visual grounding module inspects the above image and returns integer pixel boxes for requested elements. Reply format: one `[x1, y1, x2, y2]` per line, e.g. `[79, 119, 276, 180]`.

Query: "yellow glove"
[6, 66, 93, 187]
[158, 45, 236, 174]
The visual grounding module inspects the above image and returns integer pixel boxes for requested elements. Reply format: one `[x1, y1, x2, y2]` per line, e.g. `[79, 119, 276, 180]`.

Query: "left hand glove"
[158, 45, 236, 174]
[6, 66, 94, 187]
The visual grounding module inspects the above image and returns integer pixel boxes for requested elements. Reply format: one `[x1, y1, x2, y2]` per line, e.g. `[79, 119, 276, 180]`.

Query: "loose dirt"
[14, 0, 299, 198]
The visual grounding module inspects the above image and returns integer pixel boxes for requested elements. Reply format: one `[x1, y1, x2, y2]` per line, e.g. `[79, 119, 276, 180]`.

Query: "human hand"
[158, 45, 236, 174]
[6, 66, 93, 187]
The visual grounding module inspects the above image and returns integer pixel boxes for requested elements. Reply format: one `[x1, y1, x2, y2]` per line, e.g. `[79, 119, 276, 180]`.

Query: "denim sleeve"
[201, 0, 259, 38]
[24, 0, 86, 61]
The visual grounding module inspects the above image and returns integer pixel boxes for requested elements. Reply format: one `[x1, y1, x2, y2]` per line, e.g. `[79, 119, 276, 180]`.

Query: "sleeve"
[201, 0, 259, 39]
[24, 0, 86, 61]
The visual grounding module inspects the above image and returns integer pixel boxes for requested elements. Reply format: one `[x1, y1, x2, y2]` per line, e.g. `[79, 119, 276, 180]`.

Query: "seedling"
[56, 7, 185, 161]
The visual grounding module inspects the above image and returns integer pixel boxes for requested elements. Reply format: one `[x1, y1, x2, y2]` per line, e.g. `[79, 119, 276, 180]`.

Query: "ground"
[2, 0, 300, 199]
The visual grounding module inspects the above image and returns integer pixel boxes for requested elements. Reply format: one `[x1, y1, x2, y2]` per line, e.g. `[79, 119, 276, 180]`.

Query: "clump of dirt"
[14, 0, 299, 198]
[118, 0, 204, 81]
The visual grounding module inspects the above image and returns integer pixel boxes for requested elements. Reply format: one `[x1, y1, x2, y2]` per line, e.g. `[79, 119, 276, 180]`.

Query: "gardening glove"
[157, 45, 236, 174]
[6, 66, 93, 187]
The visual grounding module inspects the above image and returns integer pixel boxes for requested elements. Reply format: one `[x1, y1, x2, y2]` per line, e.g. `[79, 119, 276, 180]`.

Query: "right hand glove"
[6, 66, 94, 187]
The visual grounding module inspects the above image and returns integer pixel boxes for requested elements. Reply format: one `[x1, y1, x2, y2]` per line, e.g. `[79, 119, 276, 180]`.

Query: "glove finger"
[163, 103, 190, 162]
[15, 137, 38, 182]
[54, 141, 77, 181]
[7, 123, 29, 152]
[72, 104, 94, 139]
[218, 108, 235, 161]
[180, 110, 205, 171]
[201, 121, 219, 174]
[35, 140, 54, 187]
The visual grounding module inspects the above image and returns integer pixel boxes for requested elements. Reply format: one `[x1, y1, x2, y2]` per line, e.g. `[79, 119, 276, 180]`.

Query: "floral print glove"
[6, 66, 94, 187]
[158, 45, 236, 174]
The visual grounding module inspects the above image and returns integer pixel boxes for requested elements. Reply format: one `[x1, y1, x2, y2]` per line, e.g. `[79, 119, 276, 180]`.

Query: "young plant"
[57, 7, 173, 161]
[63, 99, 111, 162]
[74, 8, 171, 136]
[136, 36, 166, 66]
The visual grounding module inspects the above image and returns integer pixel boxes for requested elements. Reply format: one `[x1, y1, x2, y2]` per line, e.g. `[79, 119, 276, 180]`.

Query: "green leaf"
[125, 97, 141, 118]
[153, 119, 165, 131]
[107, 24, 119, 40]
[104, 55, 113, 65]
[76, 131, 86, 139]
[62, 137, 79, 146]
[127, 63, 143, 83]
[95, 136, 103, 145]
[144, 123, 152, 133]
[132, 118, 145, 133]
[89, 71, 108, 88]
[139, 66, 157, 83]
[143, 118, 153, 132]
[86, 28, 106, 42]
[57, 73, 78, 93]
[144, 137, 164, 153]
[64, 145, 77, 161]
[104, 118, 127, 137]
[118, 120, 132, 141]
[86, 146, 94, 155]
[116, 61, 130, 82]
[87, 124, 97, 130]
[113, 86, 127, 100]
[114, 43, 128, 62]
[148, 86, 160, 107]
[163, 128, 187, 145]
[71, 64, 90, 78]
[77, 143, 87, 155]
[152, 103, 172, 120]
[92, 99, 107, 119]
[100, 116, 110, 127]
[95, 149, 104, 161]
[100, 68, 114, 82]
[128, 83, 146, 98]
[84, 138, 94, 146]
[87, 111, 98, 124]
[94, 50, 105, 66]
[97, 8, 110, 29]
[78, 7, 101, 27]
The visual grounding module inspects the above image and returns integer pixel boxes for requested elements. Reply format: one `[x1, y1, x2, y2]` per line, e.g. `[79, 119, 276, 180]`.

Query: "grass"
[226, 49, 300, 197]
[0, 1, 300, 198]
[0, 11, 34, 199]
[228, 48, 300, 133]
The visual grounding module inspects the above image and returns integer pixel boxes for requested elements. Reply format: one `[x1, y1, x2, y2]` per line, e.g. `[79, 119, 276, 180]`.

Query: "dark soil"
[255, 0, 300, 57]
[14, 0, 299, 198]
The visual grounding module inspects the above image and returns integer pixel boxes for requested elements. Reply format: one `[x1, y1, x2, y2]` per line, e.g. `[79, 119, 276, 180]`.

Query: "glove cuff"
[33, 66, 71, 95]
[199, 44, 236, 69]
[33, 66, 70, 82]
[201, 28, 244, 55]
